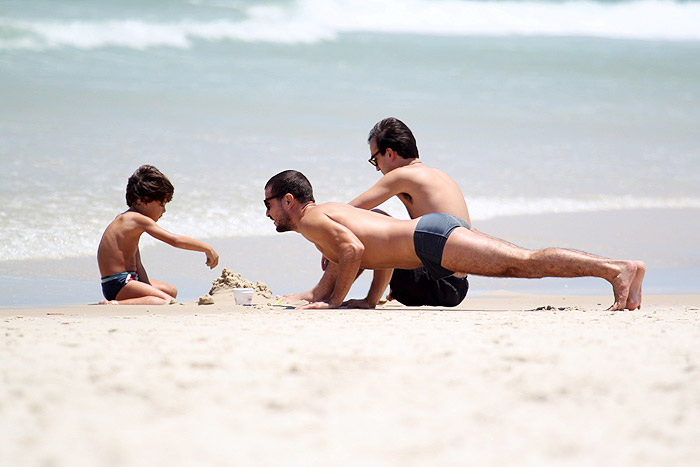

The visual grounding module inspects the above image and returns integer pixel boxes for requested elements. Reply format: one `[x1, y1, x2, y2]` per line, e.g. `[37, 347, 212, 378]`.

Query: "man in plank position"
[264, 170, 645, 311]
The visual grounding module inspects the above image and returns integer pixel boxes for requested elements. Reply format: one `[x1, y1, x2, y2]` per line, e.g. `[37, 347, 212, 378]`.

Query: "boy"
[97, 165, 219, 305]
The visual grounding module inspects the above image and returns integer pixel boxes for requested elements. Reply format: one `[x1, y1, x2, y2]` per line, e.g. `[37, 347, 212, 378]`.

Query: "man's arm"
[342, 268, 393, 309]
[349, 171, 404, 210]
[365, 268, 393, 306]
[298, 213, 365, 309]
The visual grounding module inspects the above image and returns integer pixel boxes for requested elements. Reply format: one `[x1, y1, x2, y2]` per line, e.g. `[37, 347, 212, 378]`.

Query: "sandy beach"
[2, 288, 699, 466]
[3, 0, 700, 464]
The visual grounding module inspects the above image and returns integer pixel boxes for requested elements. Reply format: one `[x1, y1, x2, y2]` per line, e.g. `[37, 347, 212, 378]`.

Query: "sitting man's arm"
[349, 170, 405, 210]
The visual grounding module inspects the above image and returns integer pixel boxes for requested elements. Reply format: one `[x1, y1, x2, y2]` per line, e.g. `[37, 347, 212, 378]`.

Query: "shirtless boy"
[97, 165, 219, 305]
[264, 170, 645, 311]
[286, 117, 473, 309]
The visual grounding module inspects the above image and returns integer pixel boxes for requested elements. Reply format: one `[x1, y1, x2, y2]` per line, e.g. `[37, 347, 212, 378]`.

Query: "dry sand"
[2, 289, 700, 466]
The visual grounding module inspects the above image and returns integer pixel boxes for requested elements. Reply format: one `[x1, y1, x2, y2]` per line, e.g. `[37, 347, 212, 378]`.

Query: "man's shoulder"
[305, 202, 353, 218]
[301, 202, 362, 226]
[384, 162, 422, 181]
[391, 162, 452, 184]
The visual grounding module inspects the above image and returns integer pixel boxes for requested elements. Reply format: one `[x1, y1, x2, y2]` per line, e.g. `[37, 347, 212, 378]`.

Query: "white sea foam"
[468, 195, 700, 221]
[2, 196, 699, 261]
[2, 0, 700, 50]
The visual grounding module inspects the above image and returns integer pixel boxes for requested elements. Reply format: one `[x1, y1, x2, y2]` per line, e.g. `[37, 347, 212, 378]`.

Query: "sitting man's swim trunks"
[389, 267, 469, 307]
[101, 271, 138, 301]
[413, 213, 471, 280]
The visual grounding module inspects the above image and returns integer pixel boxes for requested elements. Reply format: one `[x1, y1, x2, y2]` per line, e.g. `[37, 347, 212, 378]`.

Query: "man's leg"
[440, 228, 645, 310]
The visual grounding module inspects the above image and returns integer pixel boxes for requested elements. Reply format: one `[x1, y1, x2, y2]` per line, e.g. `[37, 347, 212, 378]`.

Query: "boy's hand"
[206, 249, 219, 269]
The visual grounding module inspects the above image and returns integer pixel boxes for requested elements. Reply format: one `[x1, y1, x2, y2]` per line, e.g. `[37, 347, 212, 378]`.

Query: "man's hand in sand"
[296, 299, 373, 310]
[297, 300, 333, 310]
[340, 298, 375, 309]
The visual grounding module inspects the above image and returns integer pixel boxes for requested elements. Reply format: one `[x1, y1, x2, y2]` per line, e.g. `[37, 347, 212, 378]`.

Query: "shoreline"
[2, 291, 699, 314]
[1, 207, 698, 308]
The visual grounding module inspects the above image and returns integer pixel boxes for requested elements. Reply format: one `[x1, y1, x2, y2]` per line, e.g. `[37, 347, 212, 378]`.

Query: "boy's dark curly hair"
[125, 165, 174, 207]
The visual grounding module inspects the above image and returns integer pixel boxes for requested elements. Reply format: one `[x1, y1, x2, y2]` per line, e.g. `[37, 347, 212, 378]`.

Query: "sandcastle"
[198, 268, 274, 305]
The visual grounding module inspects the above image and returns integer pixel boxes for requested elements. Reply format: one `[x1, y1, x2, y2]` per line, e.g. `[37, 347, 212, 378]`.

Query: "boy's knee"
[157, 282, 177, 298]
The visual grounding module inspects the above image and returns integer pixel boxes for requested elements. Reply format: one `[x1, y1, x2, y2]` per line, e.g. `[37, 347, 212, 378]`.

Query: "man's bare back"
[351, 155, 470, 222]
[298, 203, 421, 270]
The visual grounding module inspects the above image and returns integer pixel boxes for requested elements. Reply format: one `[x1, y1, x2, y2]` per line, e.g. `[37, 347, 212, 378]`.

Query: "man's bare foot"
[609, 260, 640, 311]
[99, 300, 119, 305]
[624, 261, 646, 310]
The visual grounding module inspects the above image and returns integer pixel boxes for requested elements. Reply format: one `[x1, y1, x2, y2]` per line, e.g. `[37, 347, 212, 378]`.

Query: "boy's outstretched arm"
[139, 217, 219, 268]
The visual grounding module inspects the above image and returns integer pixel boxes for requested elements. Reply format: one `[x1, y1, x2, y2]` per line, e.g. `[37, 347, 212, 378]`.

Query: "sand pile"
[208, 268, 273, 298]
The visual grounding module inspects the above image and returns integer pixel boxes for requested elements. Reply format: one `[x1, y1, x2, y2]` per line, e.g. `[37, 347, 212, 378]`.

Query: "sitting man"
[264, 170, 645, 311]
[285, 117, 473, 308]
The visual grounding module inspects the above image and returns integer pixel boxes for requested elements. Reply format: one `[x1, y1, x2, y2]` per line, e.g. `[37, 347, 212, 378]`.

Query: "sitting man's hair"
[125, 165, 174, 207]
[265, 170, 315, 203]
[368, 117, 419, 159]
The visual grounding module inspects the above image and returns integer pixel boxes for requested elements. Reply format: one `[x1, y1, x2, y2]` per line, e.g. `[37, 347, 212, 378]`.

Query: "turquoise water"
[1, 0, 700, 304]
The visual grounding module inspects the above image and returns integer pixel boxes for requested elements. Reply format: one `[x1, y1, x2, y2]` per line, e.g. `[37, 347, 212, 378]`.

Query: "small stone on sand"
[198, 294, 215, 305]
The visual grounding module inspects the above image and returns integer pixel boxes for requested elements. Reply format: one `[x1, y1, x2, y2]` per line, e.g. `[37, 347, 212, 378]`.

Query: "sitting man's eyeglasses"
[264, 192, 284, 209]
[368, 149, 382, 167]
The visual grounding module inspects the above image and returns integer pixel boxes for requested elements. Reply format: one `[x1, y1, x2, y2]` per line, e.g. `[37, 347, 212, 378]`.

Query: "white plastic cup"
[233, 288, 254, 305]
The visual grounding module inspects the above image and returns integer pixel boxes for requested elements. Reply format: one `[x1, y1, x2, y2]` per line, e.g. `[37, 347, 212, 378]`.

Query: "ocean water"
[1, 0, 700, 304]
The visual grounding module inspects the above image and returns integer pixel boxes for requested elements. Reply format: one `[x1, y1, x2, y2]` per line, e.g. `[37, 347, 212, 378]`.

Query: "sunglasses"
[264, 192, 284, 209]
[368, 149, 382, 167]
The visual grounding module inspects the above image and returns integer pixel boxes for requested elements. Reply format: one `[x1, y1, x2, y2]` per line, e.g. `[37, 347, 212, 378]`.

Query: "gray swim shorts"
[413, 213, 470, 280]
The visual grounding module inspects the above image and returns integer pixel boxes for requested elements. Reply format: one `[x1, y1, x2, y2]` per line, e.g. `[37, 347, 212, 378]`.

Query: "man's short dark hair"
[265, 170, 315, 203]
[125, 165, 174, 207]
[367, 117, 419, 159]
